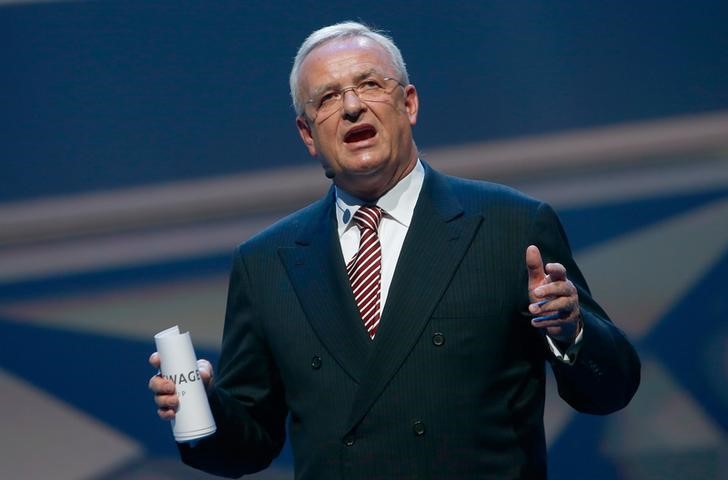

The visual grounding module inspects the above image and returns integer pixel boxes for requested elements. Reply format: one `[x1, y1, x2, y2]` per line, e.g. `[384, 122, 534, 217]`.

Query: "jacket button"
[311, 355, 322, 369]
[412, 421, 426, 436]
[344, 435, 355, 446]
[432, 332, 445, 346]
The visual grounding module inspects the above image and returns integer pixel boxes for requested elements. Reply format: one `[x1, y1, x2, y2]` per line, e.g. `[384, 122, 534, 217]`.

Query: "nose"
[341, 88, 366, 120]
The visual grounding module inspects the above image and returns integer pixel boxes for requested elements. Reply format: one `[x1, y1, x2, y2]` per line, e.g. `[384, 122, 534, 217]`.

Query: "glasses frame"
[303, 76, 406, 122]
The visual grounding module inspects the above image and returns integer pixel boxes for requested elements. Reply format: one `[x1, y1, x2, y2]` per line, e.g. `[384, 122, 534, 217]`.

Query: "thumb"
[526, 245, 546, 289]
[149, 352, 161, 370]
[197, 359, 214, 391]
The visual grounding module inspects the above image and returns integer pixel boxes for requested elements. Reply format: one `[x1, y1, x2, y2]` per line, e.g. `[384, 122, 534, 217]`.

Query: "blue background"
[1, 1, 727, 479]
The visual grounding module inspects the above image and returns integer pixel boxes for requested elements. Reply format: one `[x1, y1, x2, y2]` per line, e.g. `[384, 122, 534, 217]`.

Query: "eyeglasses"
[304, 76, 405, 122]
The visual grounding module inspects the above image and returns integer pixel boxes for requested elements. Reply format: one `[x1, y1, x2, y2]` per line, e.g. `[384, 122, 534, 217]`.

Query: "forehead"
[298, 37, 395, 91]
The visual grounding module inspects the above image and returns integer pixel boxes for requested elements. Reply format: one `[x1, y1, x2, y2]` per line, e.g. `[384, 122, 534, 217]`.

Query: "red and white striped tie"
[346, 205, 383, 339]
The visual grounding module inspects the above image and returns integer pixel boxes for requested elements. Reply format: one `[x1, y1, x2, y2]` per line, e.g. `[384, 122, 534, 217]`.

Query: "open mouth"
[344, 125, 377, 143]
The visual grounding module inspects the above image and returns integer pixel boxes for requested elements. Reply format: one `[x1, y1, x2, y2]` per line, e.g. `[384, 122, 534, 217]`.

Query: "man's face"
[295, 36, 419, 200]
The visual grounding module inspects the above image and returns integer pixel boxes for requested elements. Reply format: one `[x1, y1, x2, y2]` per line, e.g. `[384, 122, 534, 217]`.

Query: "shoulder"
[235, 193, 331, 257]
[431, 168, 542, 213]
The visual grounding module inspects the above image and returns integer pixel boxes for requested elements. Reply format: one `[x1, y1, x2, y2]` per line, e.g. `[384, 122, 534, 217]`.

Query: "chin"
[348, 154, 389, 173]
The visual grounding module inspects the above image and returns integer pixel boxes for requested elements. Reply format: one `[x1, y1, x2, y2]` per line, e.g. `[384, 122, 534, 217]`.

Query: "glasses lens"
[311, 78, 401, 120]
[317, 96, 339, 118]
[358, 78, 397, 102]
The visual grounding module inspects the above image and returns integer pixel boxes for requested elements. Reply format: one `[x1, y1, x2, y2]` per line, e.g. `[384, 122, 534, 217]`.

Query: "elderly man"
[149, 21, 640, 479]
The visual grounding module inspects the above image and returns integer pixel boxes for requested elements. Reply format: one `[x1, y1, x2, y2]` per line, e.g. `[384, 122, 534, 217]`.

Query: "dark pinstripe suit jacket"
[179, 163, 640, 479]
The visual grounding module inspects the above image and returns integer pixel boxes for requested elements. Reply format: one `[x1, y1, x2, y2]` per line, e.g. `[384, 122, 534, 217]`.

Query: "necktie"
[346, 205, 383, 339]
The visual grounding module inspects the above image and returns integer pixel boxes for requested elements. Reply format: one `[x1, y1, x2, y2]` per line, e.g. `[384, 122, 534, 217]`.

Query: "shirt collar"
[335, 159, 425, 236]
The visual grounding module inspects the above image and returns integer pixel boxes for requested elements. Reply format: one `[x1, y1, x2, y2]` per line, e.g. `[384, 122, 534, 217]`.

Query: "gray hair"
[289, 21, 410, 115]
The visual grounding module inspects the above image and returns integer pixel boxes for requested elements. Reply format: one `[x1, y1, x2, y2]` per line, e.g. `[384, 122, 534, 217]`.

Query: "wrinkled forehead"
[298, 36, 397, 92]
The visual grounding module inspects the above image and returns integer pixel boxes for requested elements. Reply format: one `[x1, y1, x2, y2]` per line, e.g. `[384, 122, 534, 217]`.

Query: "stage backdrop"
[2, 1, 727, 479]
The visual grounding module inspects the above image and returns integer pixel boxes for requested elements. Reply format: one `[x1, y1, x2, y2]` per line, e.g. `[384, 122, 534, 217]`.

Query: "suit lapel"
[346, 167, 483, 431]
[278, 189, 370, 383]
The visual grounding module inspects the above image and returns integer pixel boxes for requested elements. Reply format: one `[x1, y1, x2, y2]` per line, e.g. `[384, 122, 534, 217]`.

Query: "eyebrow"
[309, 68, 383, 99]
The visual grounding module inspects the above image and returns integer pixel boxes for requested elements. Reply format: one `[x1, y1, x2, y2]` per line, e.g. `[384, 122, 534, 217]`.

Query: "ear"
[403, 84, 419, 126]
[296, 116, 318, 157]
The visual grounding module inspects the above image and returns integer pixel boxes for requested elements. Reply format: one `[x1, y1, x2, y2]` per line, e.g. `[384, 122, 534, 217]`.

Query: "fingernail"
[534, 287, 545, 296]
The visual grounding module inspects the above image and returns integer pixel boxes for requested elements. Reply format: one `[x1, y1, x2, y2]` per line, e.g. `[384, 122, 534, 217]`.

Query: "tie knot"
[353, 205, 382, 232]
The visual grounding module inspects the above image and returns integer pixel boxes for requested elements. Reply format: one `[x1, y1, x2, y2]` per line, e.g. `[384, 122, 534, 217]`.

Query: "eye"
[358, 79, 382, 91]
[318, 91, 339, 108]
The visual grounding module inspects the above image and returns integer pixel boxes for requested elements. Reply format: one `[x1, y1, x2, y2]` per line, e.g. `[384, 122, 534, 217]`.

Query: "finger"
[148, 374, 161, 392]
[531, 305, 576, 323]
[158, 407, 177, 420]
[526, 245, 546, 288]
[530, 311, 579, 328]
[544, 262, 567, 282]
[532, 280, 576, 299]
[530, 301, 581, 326]
[197, 359, 213, 378]
[148, 375, 175, 395]
[197, 359, 214, 388]
[154, 393, 179, 409]
[528, 298, 551, 313]
[529, 295, 575, 315]
[149, 352, 161, 369]
[532, 312, 561, 322]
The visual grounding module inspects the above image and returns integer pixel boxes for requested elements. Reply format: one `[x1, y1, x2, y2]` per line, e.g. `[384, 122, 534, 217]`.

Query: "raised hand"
[526, 245, 582, 343]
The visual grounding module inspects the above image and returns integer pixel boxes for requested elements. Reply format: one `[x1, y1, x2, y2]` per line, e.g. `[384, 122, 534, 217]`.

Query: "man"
[149, 21, 640, 479]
